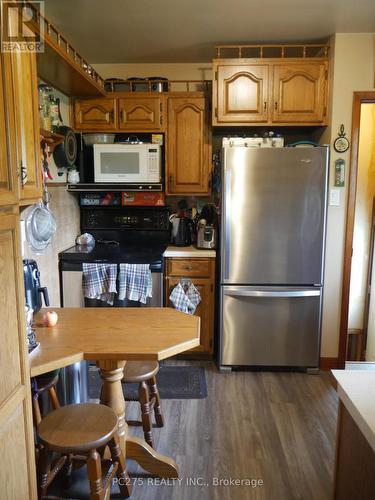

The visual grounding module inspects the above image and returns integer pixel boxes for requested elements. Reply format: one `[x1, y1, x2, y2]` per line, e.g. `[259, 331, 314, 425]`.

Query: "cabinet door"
[214, 63, 269, 124]
[166, 276, 214, 354]
[0, 214, 37, 499]
[272, 62, 328, 123]
[11, 51, 42, 204]
[74, 98, 117, 130]
[167, 96, 210, 195]
[118, 96, 164, 131]
[0, 53, 18, 206]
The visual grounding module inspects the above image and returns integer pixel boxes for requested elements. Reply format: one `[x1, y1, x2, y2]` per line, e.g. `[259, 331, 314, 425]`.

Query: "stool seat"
[123, 360, 159, 383]
[38, 403, 118, 453]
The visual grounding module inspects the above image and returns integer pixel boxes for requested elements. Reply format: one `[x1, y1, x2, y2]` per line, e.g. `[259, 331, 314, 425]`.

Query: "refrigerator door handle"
[224, 288, 321, 298]
[224, 170, 232, 280]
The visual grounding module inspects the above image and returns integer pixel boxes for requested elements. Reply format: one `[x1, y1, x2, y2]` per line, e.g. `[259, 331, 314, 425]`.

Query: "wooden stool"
[31, 371, 61, 426]
[122, 361, 164, 448]
[37, 403, 132, 499]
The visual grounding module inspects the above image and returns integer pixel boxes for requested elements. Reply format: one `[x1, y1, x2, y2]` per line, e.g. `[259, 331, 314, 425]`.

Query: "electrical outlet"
[329, 188, 341, 206]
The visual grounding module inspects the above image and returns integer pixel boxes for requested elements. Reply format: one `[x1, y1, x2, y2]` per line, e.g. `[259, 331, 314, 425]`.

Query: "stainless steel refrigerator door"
[220, 286, 322, 367]
[221, 147, 329, 285]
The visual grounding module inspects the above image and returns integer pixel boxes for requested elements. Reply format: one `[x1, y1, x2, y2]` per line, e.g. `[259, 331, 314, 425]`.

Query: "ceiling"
[44, 0, 375, 63]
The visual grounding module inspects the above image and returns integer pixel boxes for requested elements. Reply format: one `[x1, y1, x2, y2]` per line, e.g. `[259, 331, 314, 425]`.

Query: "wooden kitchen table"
[30, 308, 200, 482]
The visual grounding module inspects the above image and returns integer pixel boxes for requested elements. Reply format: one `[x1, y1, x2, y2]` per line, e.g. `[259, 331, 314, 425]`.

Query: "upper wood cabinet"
[11, 51, 42, 205]
[118, 96, 164, 131]
[0, 53, 18, 207]
[213, 59, 328, 126]
[167, 94, 211, 195]
[0, 214, 37, 499]
[74, 98, 117, 130]
[73, 95, 165, 132]
[214, 63, 269, 124]
[272, 62, 327, 123]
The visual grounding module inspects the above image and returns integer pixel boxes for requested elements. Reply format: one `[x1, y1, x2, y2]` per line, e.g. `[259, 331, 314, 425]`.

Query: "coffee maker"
[23, 259, 50, 313]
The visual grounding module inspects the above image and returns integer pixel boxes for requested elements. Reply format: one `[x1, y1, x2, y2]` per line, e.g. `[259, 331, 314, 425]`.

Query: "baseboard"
[320, 357, 339, 370]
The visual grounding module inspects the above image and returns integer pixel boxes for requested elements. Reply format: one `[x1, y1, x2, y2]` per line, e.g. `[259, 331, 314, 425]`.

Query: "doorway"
[339, 93, 375, 367]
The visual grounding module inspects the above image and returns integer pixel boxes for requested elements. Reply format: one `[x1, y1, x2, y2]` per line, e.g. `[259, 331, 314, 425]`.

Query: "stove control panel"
[81, 207, 169, 231]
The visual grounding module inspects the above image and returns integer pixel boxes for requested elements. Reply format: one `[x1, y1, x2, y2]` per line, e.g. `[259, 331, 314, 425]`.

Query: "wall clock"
[334, 124, 350, 153]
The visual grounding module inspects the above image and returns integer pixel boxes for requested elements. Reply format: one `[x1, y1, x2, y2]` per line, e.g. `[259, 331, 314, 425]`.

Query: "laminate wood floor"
[124, 361, 338, 500]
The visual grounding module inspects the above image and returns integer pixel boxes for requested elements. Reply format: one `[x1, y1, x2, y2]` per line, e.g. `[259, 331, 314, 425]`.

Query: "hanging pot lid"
[22, 203, 57, 253]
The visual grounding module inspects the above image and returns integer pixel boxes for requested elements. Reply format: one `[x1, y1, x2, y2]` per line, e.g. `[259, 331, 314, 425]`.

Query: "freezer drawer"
[220, 286, 322, 367]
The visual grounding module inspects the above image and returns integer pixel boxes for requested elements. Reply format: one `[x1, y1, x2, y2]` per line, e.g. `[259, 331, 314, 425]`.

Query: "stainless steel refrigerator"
[219, 142, 329, 370]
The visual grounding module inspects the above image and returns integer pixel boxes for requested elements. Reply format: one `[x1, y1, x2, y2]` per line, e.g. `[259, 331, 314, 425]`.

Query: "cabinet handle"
[264, 101, 267, 110]
[169, 174, 173, 191]
[120, 109, 124, 122]
[274, 102, 278, 110]
[20, 161, 27, 185]
[184, 265, 193, 271]
[109, 110, 114, 123]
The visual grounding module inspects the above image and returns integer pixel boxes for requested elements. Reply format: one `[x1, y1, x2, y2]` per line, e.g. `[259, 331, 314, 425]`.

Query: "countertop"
[332, 370, 375, 452]
[164, 245, 216, 258]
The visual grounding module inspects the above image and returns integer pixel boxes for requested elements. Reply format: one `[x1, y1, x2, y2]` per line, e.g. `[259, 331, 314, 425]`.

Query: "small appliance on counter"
[197, 223, 217, 249]
[171, 216, 193, 246]
[196, 204, 218, 250]
[23, 259, 50, 313]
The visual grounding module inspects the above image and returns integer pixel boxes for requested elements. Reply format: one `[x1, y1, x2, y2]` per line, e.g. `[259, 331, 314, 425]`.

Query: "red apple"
[43, 310, 58, 327]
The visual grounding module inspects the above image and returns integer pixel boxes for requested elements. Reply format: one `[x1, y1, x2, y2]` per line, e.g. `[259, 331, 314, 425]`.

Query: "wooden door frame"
[338, 92, 375, 368]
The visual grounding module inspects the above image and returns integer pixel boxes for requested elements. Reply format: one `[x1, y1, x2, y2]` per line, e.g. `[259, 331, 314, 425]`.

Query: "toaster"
[197, 225, 217, 249]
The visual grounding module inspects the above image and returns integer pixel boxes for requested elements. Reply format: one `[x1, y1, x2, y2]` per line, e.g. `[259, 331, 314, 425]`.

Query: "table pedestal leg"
[97, 360, 179, 479]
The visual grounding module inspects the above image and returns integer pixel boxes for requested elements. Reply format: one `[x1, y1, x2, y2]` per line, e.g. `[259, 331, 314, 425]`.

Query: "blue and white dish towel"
[82, 263, 152, 305]
[169, 283, 201, 315]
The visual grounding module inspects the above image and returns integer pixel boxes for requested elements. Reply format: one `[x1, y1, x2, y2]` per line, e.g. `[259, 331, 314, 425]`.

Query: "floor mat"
[88, 364, 208, 400]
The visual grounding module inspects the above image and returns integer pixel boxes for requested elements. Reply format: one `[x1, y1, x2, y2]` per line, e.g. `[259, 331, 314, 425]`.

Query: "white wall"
[321, 33, 375, 357]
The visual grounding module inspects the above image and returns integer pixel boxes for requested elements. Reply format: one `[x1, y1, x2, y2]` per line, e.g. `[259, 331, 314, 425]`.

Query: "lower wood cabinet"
[0, 213, 37, 499]
[165, 257, 215, 355]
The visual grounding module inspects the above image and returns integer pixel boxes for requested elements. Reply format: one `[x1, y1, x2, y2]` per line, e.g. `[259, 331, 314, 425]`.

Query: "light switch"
[329, 188, 341, 206]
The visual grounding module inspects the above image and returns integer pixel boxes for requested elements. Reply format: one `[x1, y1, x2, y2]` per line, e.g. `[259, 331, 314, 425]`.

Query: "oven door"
[60, 261, 163, 307]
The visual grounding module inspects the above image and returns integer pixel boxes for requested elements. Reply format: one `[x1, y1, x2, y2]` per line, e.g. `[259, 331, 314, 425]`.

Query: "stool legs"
[37, 446, 50, 499]
[108, 433, 132, 498]
[48, 386, 60, 410]
[87, 449, 103, 500]
[148, 375, 164, 428]
[139, 380, 153, 448]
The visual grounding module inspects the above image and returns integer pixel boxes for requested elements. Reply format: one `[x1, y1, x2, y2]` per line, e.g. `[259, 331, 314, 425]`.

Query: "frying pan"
[53, 126, 77, 168]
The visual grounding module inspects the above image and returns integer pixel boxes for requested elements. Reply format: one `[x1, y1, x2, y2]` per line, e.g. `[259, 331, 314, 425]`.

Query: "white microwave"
[93, 143, 161, 183]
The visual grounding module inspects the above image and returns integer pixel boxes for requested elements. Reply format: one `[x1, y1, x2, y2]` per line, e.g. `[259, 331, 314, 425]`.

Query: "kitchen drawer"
[166, 258, 213, 278]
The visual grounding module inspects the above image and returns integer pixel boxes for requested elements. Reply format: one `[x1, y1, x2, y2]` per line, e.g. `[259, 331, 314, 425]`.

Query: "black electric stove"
[59, 206, 170, 267]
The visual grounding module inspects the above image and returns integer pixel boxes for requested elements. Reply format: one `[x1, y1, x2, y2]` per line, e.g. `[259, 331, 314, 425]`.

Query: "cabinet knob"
[264, 101, 267, 111]
[274, 102, 278, 110]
